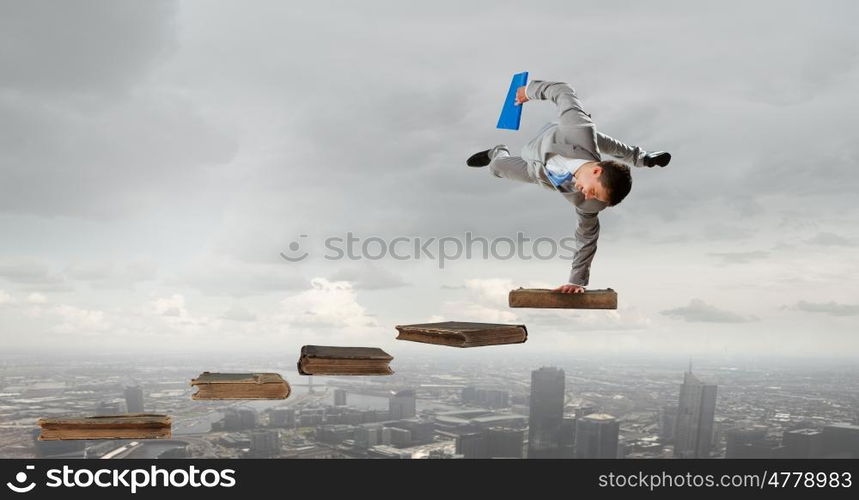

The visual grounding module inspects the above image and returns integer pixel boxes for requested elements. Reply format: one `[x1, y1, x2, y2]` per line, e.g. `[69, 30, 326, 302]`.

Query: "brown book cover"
[395, 321, 527, 347]
[190, 372, 291, 400]
[298, 345, 393, 376]
[508, 288, 618, 309]
[37, 414, 172, 440]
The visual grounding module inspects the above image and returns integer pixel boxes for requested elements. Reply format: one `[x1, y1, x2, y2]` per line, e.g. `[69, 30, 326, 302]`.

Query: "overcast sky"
[1, 0, 857, 361]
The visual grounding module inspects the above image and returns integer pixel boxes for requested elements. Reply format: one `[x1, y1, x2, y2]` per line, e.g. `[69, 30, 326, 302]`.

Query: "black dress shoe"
[466, 149, 492, 167]
[642, 151, 671, 168]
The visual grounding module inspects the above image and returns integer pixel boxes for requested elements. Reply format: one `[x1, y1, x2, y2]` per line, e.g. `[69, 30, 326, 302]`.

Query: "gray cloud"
[0, 257, 158, 292]
[64, 259, 157, 289]
[0, 256, 65, 286]
[0, 1, 177, 95]
[0, 0, 237, 219]
[174, 259, 307, 297]
[328, 265, 409, 290]
[661, 299, 758, 323]
[700, 224, 755, 242]
[708, 251, 770, 265]
[790, 301, 859, 317]
[805, 232, 854, 247]
[0, 91, 237, 218]
[221, 304, 257, 322]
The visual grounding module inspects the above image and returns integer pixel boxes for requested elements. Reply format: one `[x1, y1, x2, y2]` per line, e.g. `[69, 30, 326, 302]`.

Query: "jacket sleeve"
[526, 80, 594, 128]
[568, 208, 600, 286]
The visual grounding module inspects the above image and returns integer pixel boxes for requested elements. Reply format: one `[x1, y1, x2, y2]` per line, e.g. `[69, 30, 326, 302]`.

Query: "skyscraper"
[673, 368, 717, 458]
[528, 367, 565, 458]
[269, 408, 296, 428]
[658, 405, 678, 442]
[820, 423, 859, 458]
[389, 389, 416, 420]
[224, 407, 258, 430]
[781, 428, 823, 458]
[250, 429, 281, 457]
[334, 388, 347, 406]
[456, 432, 488, 458]
[559, 417, 576, 458]
[124, 386, 144, 413]
[486, 427, 525, 458]
[725, 426, 774, 458]
[575, 413, 620, 458]
[96, 400, 122, 416]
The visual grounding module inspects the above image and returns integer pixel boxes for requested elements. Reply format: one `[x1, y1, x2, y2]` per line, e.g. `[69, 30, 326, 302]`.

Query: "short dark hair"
[597, 160, 632, 206]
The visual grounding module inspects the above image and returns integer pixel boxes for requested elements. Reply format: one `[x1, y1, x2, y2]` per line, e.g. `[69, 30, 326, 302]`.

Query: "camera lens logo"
[280, 234, 309, 262]
[6, 465, 36, 493]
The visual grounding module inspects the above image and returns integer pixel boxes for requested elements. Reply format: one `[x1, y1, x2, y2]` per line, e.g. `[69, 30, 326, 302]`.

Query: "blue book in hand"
[496, 71, 529, 130]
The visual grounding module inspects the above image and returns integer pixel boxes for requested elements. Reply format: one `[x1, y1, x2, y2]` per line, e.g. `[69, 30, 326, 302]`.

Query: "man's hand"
[514, 86, 529, 105]
[553, 283, 585, 294]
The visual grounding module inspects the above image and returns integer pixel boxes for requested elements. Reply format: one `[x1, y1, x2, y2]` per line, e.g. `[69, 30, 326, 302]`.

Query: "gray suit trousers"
[488, 129, 648, 187]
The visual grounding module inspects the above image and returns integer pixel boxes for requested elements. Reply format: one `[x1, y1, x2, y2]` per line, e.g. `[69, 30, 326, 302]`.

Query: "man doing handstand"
[466, 79, 671, 294]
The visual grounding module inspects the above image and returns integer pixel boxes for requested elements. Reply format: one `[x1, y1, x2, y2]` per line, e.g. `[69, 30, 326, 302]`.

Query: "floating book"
[395, 321, 528, 347]
[37, 414, 172, 441]
[298, 345, 393, 376]
[508, 288, 618, 309]
[190, 372, 290, 400]
[497, 71, 529, 130]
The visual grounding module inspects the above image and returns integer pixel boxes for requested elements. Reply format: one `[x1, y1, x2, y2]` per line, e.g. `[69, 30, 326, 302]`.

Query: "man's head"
[573, 160, 632, 206]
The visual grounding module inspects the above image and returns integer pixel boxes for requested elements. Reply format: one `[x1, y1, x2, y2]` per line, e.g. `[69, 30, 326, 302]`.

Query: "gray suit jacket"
[522, 80, 608, 287]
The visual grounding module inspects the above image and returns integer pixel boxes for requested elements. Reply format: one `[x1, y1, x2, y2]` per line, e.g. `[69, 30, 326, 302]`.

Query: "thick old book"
[395, 321, 527, 347]
[508, 288, 618, 309]
[297, 345, 393, 376]
[190, 372, 290, 400]
[37, 414, 172, 440]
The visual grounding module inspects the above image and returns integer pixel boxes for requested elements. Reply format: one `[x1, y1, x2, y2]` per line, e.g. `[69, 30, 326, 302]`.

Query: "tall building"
[575, 413, 620, 458]
[462, 387, 477, 404]
[456, 432, 488, 458]
[527, 367, 565, 458]
[388, 427, 412, 447]
[298, 408, 325, 426]
[96, 400, 122, 416]
[820, 423, 859, 458]
[31, 429, 85, 458]
[389, 389, 416, 420]
[781, 428, 823, 458]
[673, 368, 717, 458]
[355, 424, 384, 448]
[317, 425, 354, 444]
[250, 429, 281, 457]
[269, 408, 296, 428]
[617, 436, 628, 459]
[559, 417, 576, 458]
[334, 389, 347, 406]
[658, 405, 678, 442]
[725, 426, 775, 458]
[224, 408, 258, 430]
[486, 427, 524, 458]
[395, 419, 434, 444]
[124, 386, 144, 413]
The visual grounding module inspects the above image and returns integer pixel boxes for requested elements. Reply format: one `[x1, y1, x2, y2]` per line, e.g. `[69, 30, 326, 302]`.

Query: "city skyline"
[3, 352, 857, 459]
